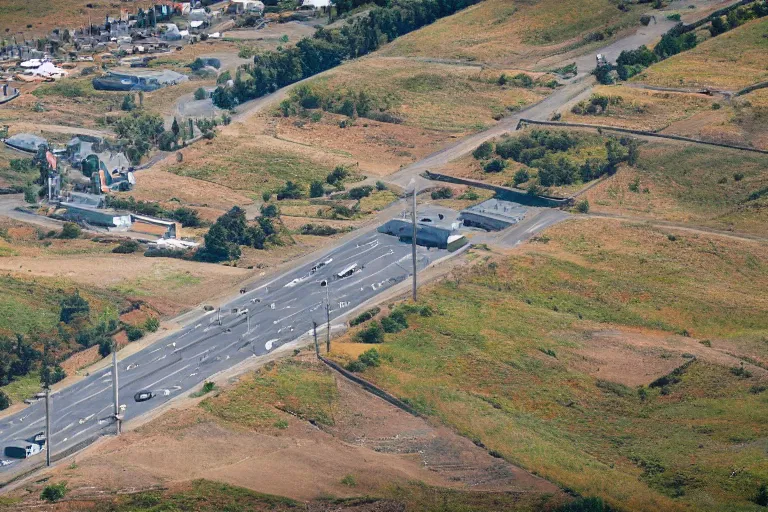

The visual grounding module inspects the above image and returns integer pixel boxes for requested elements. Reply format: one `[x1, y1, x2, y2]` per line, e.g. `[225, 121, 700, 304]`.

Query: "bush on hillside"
[350, 307, 381, 326]
[472, 141, 494, 160]
[356, 321, 384, 343]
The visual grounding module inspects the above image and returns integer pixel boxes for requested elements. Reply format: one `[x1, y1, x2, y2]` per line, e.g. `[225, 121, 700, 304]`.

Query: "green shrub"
[513, 169, 529, 186]
[730, 364, 752, 378]
[358, 348, 381, 368]
[202, 381, 215, 393]
[472, 141, 494, 160]
[576, 199, 590, 213]
[350, 307, 381, 326]
[346, 360, 367, 372]
[0, 391, 9, 411]
[144, 316, 160, 332]
[59, 222, 82, 239]
[430, 187, 454, 200]
[356, 321, 384, 343]
[112, 240, 141, 254]
[375, 180, 387, 191]
[754, 483, 768, 507]
[483, 158, 507, 173]
[341, 474, 357, 486]
[41, 482, 68, 502]
[194, 87, 207, 100]
[300, 224, 341, 236]
[349, 185, 373, 199]
[125, 324, 144, 342]
[309, 180, 325, 198]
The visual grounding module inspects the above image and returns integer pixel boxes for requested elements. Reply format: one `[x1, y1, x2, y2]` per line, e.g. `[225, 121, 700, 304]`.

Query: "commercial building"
[3, 133, 47, 153]
[63, 203, 132, 228]
[92, 68, 187, 92]
[459, 198, 527, 231]
[378, 208, 467, 251]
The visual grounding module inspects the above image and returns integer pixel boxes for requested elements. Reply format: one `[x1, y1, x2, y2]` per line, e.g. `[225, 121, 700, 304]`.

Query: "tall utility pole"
[411, 184, 418, 302]
[313, 322, 319, 358]
[325, 284, 331, 353]
[112, 343, 121, 435]
[44, 387, 51, 467]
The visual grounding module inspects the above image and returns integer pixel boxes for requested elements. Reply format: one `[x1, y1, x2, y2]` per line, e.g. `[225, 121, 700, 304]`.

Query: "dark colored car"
[134, 390, 154, 402]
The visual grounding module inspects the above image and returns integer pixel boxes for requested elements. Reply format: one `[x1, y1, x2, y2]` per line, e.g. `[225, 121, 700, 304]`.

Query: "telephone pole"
[411, 183, 418, 302]
[112, 342, 121, 435]
[313, 322, 320, 357]
[44, 387, 51, 467]
[325, 284, 331, 353]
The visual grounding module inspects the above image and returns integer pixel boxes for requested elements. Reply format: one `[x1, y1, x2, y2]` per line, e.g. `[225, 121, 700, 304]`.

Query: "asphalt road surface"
[0, 230, 448, 476]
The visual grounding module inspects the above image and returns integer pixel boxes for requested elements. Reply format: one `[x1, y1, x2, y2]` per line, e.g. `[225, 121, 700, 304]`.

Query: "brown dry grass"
[8, 355, 562, 508]
[0, 218, 251, 316]
[0, 0, 118, 37]
[584, 141, 768, 236]
[635, 16, 768, 90]
[329, 218, 768, 511]
[380, 0, 645, 67]
[309, 57, 547, 133]
[561, 85, 717, 131]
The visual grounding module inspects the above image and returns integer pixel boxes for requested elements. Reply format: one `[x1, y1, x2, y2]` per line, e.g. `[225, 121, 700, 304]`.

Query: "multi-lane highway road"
[0, 229, 449, 477]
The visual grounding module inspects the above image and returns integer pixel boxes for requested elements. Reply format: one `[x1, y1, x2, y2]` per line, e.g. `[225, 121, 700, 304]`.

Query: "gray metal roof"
[4, 133, 47, 153]
[461, 198, 527, 223]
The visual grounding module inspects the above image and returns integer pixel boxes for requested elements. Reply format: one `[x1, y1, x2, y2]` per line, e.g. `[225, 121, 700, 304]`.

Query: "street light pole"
[44, 387, 51, 467]
[112, 342, 120, 435]
[325, 284, 331, 353]
[411, 183, 418, 302]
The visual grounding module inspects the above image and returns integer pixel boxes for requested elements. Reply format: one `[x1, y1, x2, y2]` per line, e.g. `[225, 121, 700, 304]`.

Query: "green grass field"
[172, 138, 334, 198]
[331, 219, 768, 511]
[201, 359, 338, 430]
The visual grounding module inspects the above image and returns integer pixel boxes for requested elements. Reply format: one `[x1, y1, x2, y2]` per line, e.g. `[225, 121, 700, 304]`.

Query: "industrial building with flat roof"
[378, 206, 467, 251]
[459, 198, 527, 231]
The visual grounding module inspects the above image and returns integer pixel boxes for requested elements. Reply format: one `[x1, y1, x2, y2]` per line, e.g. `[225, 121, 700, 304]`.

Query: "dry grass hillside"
[634, 16, 768, 90]
[0, 0, 117, 36]
[381, 0, 646, 67]
[583, 141, 768, 236]
[1, 354, 568, 511]
[329, 219, 768, 511]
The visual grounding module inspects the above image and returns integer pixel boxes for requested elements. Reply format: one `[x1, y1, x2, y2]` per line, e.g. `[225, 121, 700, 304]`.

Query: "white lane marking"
[194, 323, 202, 329]
[60, 386, 110, 412]
[59, 422, 74, 433]
[143, 363, 192, 390]
[148, 354, 167, 364]
[126, 364, 138, 371]
[149, 347, 163, 354]
[78, 414, 94, 425]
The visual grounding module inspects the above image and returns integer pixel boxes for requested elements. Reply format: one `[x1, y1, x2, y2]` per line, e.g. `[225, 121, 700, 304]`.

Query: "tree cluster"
[196, 206, 281, 262]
